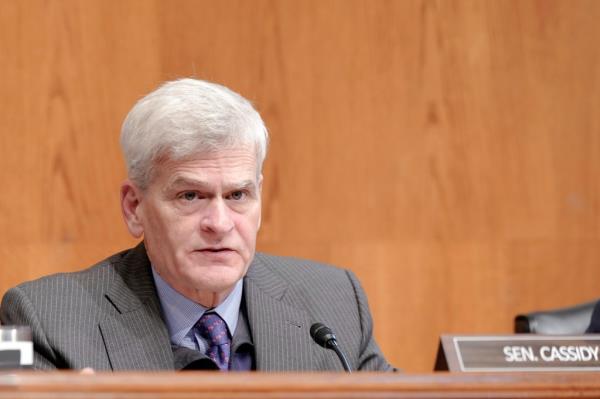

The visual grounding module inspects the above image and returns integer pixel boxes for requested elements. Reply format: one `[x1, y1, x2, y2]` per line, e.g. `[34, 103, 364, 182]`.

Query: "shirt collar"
[151, 266, 243, 346]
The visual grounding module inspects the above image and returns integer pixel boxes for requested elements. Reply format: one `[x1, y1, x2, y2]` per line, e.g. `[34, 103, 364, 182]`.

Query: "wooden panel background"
[1, 0, 599, 372]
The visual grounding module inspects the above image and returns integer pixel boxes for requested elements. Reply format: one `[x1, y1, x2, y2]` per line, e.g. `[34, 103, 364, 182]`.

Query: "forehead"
[153, 148, 259, 188]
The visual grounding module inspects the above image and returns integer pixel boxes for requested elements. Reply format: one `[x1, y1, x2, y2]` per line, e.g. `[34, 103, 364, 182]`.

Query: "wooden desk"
[0, 372, 598, 399]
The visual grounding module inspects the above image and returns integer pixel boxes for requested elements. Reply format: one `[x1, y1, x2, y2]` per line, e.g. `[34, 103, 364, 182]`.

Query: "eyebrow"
[164, 176, 257, 193]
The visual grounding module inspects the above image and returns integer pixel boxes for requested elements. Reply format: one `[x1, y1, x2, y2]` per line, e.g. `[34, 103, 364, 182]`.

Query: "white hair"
[120, 78, 268, 188]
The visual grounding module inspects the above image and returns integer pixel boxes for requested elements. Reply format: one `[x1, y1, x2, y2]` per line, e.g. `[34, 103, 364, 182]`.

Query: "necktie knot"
[196, 312, 231, 370]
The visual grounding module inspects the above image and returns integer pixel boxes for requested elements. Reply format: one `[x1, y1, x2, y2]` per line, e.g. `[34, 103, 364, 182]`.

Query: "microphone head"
[310, 322, 337, 348]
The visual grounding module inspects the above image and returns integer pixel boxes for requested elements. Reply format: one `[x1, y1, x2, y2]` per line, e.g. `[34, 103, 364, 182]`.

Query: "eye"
[228, 191, 246, 201]
[181, 191, 198, 201]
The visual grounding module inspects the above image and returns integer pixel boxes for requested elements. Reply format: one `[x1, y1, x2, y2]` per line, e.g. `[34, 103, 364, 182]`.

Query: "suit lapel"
[99, 243, 174, 370]
[244, 255, 314, 371]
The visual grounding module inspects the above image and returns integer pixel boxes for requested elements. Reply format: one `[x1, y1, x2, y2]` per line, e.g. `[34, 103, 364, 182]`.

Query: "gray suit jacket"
[0, 243, 393, 371]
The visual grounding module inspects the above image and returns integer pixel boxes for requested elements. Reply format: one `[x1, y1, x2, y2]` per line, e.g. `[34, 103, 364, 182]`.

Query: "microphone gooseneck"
[310, 322, 352, 372]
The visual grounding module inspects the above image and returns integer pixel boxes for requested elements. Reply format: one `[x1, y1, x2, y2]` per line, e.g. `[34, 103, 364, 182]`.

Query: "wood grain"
[1, 372, 600, 399]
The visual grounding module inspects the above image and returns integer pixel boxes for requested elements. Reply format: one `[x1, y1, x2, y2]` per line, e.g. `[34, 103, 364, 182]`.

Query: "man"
[0, 79, 393, 371]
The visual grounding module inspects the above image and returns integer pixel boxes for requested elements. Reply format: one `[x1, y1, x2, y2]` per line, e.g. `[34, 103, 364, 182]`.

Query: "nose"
[200, 198, 234, 235]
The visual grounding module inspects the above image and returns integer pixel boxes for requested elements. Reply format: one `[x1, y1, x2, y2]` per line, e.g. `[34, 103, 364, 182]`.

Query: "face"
[121, 148, 262, 306]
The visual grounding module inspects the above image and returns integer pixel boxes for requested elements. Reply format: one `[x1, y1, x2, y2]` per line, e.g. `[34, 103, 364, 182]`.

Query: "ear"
[257, 174, 263, 230]
[120, 180, 145, 238]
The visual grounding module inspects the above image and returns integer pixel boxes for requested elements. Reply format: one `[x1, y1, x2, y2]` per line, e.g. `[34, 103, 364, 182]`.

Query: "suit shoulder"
[253, 252, 352, 284]
[4, 247, 132, 297]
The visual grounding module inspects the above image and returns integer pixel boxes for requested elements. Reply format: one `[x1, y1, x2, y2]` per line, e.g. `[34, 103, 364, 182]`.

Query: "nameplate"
[436, 335, 600, 372]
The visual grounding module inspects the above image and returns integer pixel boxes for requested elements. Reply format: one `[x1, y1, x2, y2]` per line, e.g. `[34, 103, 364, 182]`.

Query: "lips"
[200, 247, 233, 252]
[193, 248, 238, 261]
[195, 247, 238, 255]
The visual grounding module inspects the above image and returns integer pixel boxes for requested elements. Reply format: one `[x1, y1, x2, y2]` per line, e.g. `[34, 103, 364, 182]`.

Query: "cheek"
[143, 207, 187, 243]
[143, 209, 167, 238]
[237, 211, 261, 243]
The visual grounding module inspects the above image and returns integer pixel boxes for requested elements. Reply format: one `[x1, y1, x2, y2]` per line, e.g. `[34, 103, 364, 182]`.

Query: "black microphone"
[310, 322, 352, 372]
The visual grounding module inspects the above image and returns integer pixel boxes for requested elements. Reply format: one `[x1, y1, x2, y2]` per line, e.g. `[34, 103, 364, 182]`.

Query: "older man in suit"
[0, 79, 393, 372]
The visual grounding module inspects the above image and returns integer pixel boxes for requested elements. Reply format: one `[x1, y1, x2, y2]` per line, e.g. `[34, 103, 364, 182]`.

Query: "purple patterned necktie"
[196, 312, 231, 371]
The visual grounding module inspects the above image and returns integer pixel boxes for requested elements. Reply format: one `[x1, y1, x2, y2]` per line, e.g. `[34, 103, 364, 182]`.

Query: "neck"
[192, 288, 233, 308]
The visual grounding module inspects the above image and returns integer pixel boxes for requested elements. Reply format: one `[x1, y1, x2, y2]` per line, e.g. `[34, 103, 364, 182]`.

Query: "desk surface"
[0, 371, 599, 399]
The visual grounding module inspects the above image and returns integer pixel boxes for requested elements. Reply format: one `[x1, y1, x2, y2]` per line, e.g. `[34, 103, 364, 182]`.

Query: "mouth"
[193, 247, 238, 262]
[200, 248, 231, 252]
[197, 247, 235, 253]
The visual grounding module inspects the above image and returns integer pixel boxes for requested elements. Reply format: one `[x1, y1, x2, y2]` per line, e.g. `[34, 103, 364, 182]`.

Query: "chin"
[188, 268, 244, 290]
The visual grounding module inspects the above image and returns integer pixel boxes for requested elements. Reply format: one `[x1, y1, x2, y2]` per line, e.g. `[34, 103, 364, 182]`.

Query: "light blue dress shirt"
[151, 267, 243, 354]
